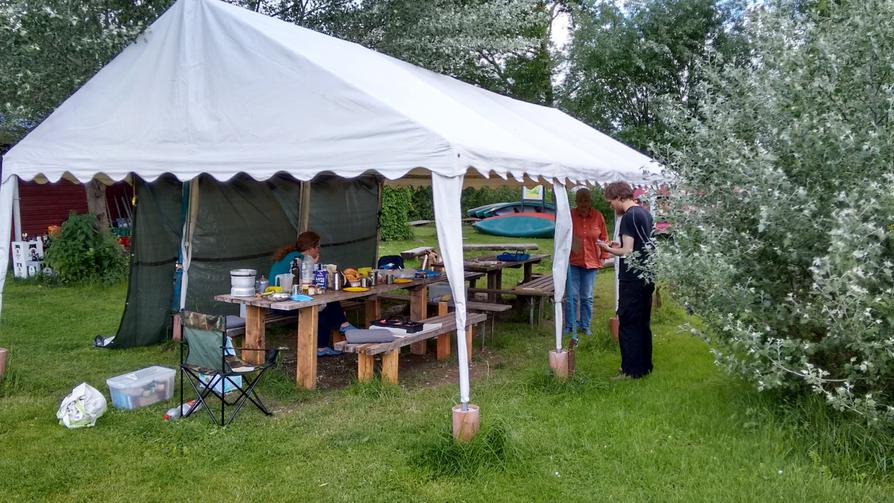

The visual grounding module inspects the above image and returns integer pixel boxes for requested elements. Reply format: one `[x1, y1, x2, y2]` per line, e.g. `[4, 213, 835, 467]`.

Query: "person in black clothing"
[598, 181, 655, 380]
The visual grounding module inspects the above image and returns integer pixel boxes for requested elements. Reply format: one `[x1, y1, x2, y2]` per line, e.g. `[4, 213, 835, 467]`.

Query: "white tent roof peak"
[3, 0, 660, 185]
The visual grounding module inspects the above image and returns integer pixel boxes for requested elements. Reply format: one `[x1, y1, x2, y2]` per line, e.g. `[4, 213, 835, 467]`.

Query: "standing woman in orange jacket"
[565, 188, 609, 347]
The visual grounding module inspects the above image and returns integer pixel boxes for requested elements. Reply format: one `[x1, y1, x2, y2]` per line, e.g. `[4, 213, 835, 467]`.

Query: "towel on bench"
[344, 329, 399, 344]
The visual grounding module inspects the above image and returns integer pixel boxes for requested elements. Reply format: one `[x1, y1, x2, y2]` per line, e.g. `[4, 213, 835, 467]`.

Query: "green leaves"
[44, 211, 128, 285]
[656, 0, 894, 422]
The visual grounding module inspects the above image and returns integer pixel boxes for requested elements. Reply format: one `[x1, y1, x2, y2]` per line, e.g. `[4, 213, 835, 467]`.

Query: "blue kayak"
[472, 213, 555, 238]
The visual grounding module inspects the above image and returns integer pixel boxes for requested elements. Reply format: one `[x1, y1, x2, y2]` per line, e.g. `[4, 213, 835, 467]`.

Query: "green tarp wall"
[111, 173, 379, 348]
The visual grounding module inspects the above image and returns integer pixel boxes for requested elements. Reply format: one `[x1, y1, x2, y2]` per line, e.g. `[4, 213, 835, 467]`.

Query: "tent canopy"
[0, 0, 661, 405]
[1, 0, 658, 186]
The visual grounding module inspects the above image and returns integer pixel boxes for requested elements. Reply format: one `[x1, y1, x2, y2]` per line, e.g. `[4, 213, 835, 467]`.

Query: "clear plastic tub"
[106, 366, 176, 410]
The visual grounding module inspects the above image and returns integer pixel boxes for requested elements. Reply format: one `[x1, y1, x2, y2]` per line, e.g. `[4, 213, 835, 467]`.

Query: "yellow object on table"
[357, 267, 372, 277]
[264, 286, 283, 294]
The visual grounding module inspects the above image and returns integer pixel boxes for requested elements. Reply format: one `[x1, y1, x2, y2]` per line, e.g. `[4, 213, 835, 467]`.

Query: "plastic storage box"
[106, 366, 176, 409]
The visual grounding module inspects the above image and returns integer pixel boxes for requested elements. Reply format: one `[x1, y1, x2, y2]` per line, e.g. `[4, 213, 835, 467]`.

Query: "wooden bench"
[511, 274, 555, 327]
[400, 246, 434, 260]
[333, 312, 487, 384]
[376, 293, 511, 346]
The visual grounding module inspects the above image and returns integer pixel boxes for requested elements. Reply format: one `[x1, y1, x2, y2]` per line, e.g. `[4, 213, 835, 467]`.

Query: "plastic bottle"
[300, 259, 313, 287]
[163, 400, 202, 421]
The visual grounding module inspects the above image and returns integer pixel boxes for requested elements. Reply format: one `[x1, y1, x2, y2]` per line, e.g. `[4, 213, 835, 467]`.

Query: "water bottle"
[300, 259, 313, 287]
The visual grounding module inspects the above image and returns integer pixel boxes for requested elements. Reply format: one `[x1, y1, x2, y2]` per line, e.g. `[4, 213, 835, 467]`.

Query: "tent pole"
[549, 180, 573, 377]
[12, 182, 21, 242]
[375, 178, 383, 266]
[179, 178, 201, 310]
[433, 170, 478, 442]
[298, 181, 311, 233]
[0, 176, 19, 315]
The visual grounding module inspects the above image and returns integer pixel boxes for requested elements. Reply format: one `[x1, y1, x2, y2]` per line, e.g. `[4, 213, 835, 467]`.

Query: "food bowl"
[270, 293, 290, 301]
[393, 269, 416, 280]
[349, 280, 361, 287]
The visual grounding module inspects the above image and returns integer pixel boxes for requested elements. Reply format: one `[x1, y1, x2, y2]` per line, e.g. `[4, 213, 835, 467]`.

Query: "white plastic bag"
[56, 382, 107, 429]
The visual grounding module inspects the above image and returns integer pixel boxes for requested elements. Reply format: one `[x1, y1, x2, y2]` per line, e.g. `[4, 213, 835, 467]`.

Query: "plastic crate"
[106, 366, 176, 410]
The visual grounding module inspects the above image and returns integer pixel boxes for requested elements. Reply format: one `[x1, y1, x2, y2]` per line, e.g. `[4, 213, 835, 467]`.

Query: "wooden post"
[523, 262, 534, 283]
[364, 298, 380, 326]
[549, 349, 573, 379]
[243, 305, 266, 365]
[331, 328, 345, 345]
[381, 350, 399, 384]
[171, 313, 182, 342]
[357, 353, 374, 382]
[0, 347, 7, 380]
[452, 404, 480, 442]
[609, 316, 619, 343]
[296, 306, 318, 389]
[465, 324, 474, 362]
[85, 179, 111, 229]
[436, 301, 450, 360]
[409, 287, 428, 355]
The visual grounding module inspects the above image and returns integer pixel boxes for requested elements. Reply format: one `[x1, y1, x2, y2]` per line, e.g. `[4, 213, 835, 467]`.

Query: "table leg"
[486, 272, 497, 303]
[523, 262, 534, 283]
[295, 306, 318, 390]
[436, 301, 450, 360]
[365, 298, 380, 326]
[466, 324, 474, 362]
[494, 270, 503, 302]
[243, 305, 266, 365]
[410, 286, 428, 355]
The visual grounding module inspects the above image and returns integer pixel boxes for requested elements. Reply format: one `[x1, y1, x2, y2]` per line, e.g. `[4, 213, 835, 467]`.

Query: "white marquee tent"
[1, 0, 659, 409]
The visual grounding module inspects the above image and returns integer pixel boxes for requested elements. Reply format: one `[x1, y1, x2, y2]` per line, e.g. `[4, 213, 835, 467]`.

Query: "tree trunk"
[85, 179, 110, 229]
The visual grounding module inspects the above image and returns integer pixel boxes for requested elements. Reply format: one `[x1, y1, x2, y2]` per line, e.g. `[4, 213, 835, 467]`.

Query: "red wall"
[18, 180, 88, 237]
[16, 180, 134, 238]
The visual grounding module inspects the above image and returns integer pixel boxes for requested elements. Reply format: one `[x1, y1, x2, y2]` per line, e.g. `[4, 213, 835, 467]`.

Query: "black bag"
[370, 317, 423, 333]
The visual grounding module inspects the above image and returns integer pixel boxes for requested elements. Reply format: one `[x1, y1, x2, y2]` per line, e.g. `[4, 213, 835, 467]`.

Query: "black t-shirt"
[618, 205, 654, 282]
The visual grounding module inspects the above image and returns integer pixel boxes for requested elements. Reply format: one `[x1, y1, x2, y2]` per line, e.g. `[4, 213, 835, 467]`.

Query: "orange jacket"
[569, 208, 609, 269]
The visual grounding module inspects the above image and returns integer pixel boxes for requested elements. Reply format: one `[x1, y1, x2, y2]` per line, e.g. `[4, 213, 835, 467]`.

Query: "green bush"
[44, 212, 128, 284]
[409, 186, 434, 221]
[380, 187, 414, 241]
[656, 1, 894, 422]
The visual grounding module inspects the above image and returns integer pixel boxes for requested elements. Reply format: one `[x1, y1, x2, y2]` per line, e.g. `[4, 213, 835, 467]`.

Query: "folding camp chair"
[179, 311, 281, 426]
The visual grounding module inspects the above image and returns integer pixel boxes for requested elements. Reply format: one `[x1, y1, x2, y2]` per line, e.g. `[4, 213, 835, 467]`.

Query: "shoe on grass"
[609, 372, 632, 381]
[568, 337, 579, 349]
[317, 347, 342, 357]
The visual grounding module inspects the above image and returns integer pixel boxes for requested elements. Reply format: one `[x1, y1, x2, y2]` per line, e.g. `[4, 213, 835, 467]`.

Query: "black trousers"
[618, 280, 655, 378]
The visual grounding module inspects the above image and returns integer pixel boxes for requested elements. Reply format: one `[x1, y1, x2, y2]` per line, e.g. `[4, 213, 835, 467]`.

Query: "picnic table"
[400, 243, 540, 260]
[463, 253, 549, 303]
[215, 271, 482, 389]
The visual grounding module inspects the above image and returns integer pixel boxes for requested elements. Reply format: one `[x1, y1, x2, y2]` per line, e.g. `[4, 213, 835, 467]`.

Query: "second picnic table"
[463, 253, 549, 303]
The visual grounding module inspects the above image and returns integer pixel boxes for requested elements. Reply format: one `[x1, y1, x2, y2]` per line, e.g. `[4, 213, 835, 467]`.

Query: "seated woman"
[270, 231, 354, 357]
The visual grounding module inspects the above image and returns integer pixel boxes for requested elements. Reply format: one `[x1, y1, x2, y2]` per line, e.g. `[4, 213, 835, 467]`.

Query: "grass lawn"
[1, 224, 891, 501]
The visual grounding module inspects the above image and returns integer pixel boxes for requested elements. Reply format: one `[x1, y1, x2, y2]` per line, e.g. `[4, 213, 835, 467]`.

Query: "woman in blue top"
[271, 231, 353, 356]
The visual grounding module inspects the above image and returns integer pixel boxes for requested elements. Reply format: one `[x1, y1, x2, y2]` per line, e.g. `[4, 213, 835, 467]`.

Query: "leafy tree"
[656, 0, 894, 422]
[0, 0, 172, 141]
[559, 0, 746, 153]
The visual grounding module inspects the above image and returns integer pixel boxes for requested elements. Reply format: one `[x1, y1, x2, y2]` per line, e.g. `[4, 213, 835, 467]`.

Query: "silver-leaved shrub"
[655, 0, 894, 422]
